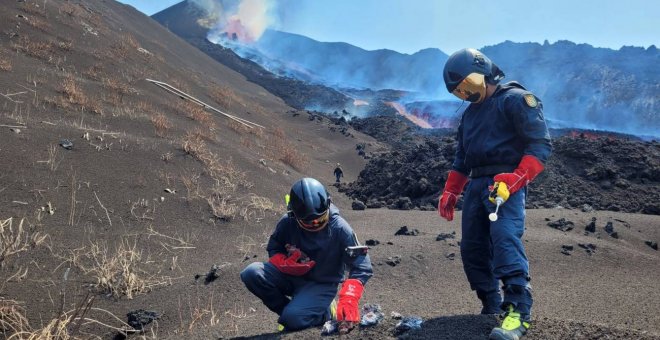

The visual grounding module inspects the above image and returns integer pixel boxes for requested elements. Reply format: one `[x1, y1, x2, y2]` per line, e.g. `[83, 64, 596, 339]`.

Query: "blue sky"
[119, 0, 658, 54]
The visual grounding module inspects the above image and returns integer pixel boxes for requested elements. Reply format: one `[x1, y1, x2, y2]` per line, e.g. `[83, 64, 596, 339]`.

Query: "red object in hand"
[438, 170, 469, 221]
[493, 155, 545, 195]
[269, 250, 316, 276]
[337, 279, 364, 322]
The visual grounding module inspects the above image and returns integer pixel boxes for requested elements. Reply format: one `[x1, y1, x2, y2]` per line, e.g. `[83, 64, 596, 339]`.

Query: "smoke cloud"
[189, 0, 277, 43]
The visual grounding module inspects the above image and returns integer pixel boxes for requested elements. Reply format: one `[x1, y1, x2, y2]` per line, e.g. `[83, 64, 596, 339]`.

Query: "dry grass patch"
[175, 101, 216, 128]
[25, 15, 51, 32]
[268, 127, 308, 170]
[0, 218, 47, 268]
[11, 36, 54, 62]
[57, 74, 103, 114]
[151, 113, 172, 137]
[19, 2, 46, 16]
[83, 64, 103, 81]
[209, 84, 246, 109]
[102, 77, 134, 105]
[239, 194, 275, 221]
[64, 238, 167, 299]
[0, 56, 11, 72]
[112, 33, 141, 60]
[207, 193, 237, 222]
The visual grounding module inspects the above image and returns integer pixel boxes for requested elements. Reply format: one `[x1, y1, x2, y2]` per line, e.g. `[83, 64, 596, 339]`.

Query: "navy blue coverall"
[240, 204, 373, 330]
[453, 81, 552, 317]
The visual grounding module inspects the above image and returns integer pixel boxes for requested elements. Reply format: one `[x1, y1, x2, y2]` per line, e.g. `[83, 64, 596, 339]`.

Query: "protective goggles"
[452, 72, 486, 103]
[297, 210, 329, 232]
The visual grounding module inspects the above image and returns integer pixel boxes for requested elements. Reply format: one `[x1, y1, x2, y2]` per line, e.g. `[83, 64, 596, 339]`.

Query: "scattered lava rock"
[561, 245, 574, 255]
[578, 243, 597, 255]
[395, 226, 419, 236]
[386, 256, 402, 266]
[127, 309, 159, 331]
[436, 232, 456, 241]
[365, 239, 380, 246]
[547, 218, 575, 232]
[445, 252, 456, 260]
[645, 241, 658, 250]
[581, 204, 594, 212]
[585, 217, 597, 233]
[603, 221, 619, 238]
[196, 263, 231, 285]
[352, 200, 366, 210]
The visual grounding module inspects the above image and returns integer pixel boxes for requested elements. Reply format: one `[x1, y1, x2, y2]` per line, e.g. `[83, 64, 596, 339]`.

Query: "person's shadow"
[399, 314, 498, 339]
[230, 314, 498, 339]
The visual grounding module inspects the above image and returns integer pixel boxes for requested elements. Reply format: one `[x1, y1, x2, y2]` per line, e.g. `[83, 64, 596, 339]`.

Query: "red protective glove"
[493, 155, 545, 195]
[438, 170, 469, 221]
[337, 279, 364, 323]
[268, 250, 316, 276]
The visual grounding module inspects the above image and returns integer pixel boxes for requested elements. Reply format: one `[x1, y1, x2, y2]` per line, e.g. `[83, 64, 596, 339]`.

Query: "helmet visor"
[297, 210, 329, 232]
[451, 72, 486, 102]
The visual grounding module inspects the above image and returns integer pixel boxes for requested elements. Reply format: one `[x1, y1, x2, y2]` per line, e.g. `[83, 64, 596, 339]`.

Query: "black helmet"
[443, 48, 505, 98]
[288, 178, 331, 231]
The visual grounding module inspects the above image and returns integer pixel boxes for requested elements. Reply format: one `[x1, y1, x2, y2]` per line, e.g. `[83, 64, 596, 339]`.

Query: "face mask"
[452, 73, 487, 103]
[297, 210, 329, 232]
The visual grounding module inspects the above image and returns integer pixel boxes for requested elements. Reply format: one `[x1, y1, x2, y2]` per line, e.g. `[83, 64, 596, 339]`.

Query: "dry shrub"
[25, 16, 51, 32]
[207, 193, 237, 222]
[59, 2, 85, 17]
[0, 298, 30, 337]
[180, 172, 201, 201]
[240, 194, 275, 221]
[102, 77, 133, 104]
[176, 101, 216, 128]
[151, 113, 172, 137]
[136, 101, 154, 114]
[112, 34, 140, 59]
[62, 75, 86, 105]
[182, 131, 205, 157]
[83, 64, 103, 81]
[66, 238, 162, 299]
[226, 119, 250, 135]
[12, 36, 54, 61]
[0, 57, 11, 72]
[209, 85, 245, 109]
[59, 74, 102, 114]
[57, 39, 74, 51]
[0, 218, 47, 267]
[19, 2, 46, 16]
[269, 129, 308, 171]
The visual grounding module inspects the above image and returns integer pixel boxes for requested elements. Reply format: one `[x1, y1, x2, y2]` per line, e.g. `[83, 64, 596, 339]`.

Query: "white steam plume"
[189, 0, 276, 43]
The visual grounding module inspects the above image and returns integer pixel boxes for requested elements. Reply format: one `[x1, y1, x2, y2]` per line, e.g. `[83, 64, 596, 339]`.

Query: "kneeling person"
[241, 178, 373, 332]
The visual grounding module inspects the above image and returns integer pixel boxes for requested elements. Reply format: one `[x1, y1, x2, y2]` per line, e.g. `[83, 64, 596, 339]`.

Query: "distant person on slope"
[438, 48, 552, 340]
[240, 177, 373, 333]
[334, 163, 344, 183]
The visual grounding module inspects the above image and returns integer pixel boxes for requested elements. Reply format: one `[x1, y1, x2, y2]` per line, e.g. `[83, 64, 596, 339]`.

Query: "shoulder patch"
[523, 94, 538, 108]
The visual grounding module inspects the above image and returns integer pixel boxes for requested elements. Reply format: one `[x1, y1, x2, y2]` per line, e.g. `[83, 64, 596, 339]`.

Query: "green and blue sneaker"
[489, 306, 530, 340]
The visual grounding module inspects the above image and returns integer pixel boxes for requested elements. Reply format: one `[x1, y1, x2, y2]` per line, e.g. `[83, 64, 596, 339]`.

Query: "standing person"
[240, 178, 372, 333]
[334, 163, 344, 184]
[438, 48, 552, 340]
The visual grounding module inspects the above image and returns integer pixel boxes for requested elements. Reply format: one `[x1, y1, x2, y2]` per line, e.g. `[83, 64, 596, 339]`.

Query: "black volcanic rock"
[343, 133, 660, 215]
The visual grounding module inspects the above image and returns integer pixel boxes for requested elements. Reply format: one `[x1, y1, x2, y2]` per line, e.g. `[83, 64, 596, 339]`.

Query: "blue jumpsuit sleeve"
[507, 93, 553, 163]
[266, 216, 288, 257]
[452, 115, 470, 175]
[341, 226, 373, 285]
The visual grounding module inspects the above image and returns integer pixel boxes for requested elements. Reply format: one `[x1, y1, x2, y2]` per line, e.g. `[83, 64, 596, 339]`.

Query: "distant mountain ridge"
[154, 1, 660, 137]
[244, 30, 448, 96]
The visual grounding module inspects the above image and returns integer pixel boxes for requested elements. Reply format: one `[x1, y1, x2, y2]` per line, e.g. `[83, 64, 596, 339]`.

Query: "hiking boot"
[489, 306, 530, 340]
[277, 323, 285, 332]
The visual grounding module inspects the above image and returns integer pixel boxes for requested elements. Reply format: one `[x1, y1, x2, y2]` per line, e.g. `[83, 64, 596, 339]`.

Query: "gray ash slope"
[341, 116, 660, 214]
